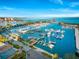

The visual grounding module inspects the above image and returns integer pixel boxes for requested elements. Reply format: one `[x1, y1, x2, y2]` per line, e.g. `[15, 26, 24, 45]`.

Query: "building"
[0, 44, 17, 59]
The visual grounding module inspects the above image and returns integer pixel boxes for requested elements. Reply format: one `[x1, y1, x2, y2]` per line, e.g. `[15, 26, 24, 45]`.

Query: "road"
[12, 40, 51, 59]
[27, 49, 51, 59]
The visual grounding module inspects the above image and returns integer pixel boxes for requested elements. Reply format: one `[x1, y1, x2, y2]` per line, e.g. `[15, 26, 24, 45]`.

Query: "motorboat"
[61, 30, 65, 33]
[48, 44, 54, 49]
[43, 43, 46, 46]
[60, 34, 64, 39]
[55, 29, 61, 33]
[50, 28, 54, 32]
[49, 41, 56, 44]
[55, 34, 59, 38]
[45, 29, 49, 32]
[39, 41, 43, 45]
[52, 33, 55, 36]
[47, 32, 51, 37]
[18, 29, 28, 34]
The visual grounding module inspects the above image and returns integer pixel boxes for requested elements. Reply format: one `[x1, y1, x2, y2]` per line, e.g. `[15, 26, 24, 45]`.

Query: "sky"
[0, 0, 79, 17]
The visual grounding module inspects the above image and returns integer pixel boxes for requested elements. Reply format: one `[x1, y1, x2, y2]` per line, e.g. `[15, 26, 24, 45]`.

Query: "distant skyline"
[0, 0, 79, 17]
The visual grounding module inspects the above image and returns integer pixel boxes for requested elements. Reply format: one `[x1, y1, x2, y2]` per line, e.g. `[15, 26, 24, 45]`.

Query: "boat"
[47, 32, 51, 37]
[18, 29, 28, 34]
[50, 28, 54, 32]
[49, 41, 56, 44]
[37, 41, 40, 44]
[52, 33, 55, 36]
[40, 33, 46, 36]
[43, 43, 46, 46]
[45, 29, 49, 32]
[60, 34, 64, 39]
[55, 34, 59, 38]
[55, 29, 61, 33]
[39, 41, 43, 45]
[61, 30, 65, 33]
[48, 44, 54, 49]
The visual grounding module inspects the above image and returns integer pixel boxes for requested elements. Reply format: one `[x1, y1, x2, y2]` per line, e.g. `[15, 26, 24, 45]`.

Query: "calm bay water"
[18, 17, 79, 24]
[13, 17, 79, 57]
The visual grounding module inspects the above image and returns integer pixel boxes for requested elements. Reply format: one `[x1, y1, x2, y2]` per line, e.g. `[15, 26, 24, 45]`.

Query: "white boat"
[50, 28, 54, 32]
[18, 29, 28, 34]
[55, 29, 61, 33]
[28, 36, 34, 39]
[60, 34, 64, 39]
[26, 27, 30, 30]
[45, 29, 49, 31]
[47, 32, 51, 37]
[48, 44, 54, 49]
[39, 41, 43, 45]
[49, 41, 56, 44]
[52, 33, 55, 36]
[61, 30, 65, 33]
[43, 43, 46, 46]
[55, 35, 59, 38]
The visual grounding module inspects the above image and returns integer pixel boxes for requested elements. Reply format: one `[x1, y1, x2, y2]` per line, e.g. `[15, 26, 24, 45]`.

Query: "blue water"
[18, 23, 76, 57]
[19, 17, 79, 24]
[55, 17, 79, 24]
[11, 17, 79, 57]
[35, 24, 76, 57]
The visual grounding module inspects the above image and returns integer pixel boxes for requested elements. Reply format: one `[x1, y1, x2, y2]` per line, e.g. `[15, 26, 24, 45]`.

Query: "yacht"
[55, 29, 61, 33]
[61, 30, 65, 33]
[50, 28, 54, 32]
[45, 29, 49, 32]
[52, 33, 55, 36]
[48, 44, 54, 49]
[43, 43, 46, 46]
[47, 31, 51, 37]
[49, 41, 56, 44]
[60, 34, 64, 39]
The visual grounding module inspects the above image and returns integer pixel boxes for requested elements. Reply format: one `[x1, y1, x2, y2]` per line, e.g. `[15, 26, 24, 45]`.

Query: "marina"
[0, 0, 79, 59]
[10, 22, 76, 57]
[0, 17, 79, 59]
